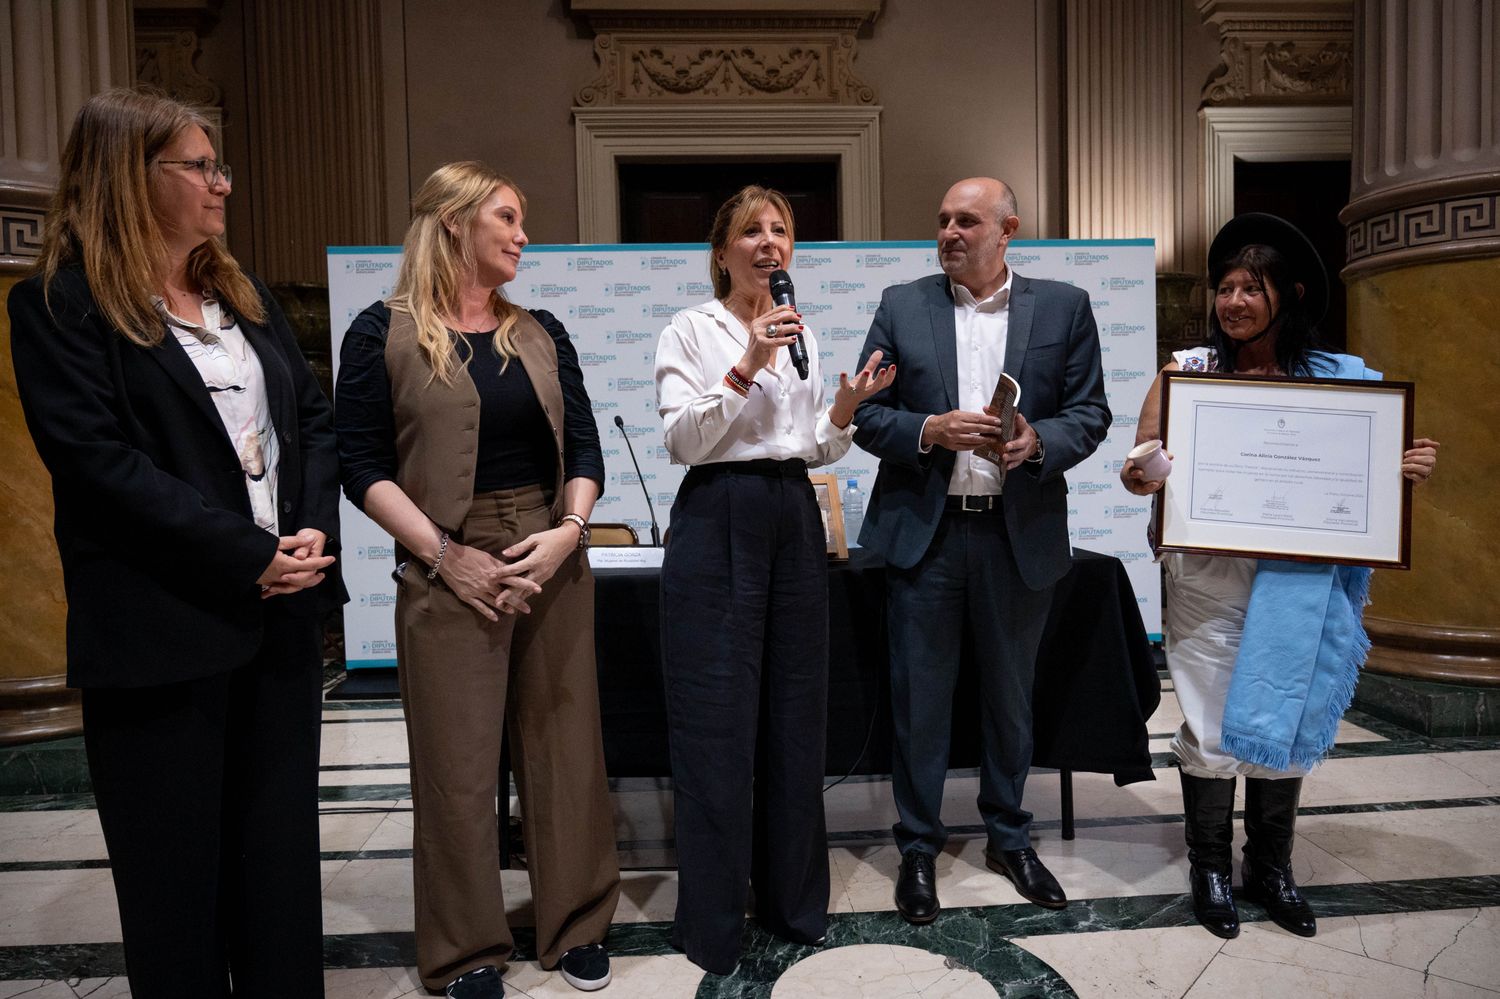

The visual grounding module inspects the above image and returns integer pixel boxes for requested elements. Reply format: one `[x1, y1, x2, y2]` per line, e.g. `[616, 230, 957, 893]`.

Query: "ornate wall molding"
[1199, 104, 1351, 253]
[574, 106, 881, 242]
[571, 1, 879, 107]
[569, 1, 882, 240]
[579, 32, 875, 106]
[135, 26, 224, 114]
[1198, 0, 1352, 106]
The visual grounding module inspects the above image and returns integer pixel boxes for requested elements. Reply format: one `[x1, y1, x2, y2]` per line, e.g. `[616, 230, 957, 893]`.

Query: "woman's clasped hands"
[436, 539, 544, 621]
[257, 528, 336, 597]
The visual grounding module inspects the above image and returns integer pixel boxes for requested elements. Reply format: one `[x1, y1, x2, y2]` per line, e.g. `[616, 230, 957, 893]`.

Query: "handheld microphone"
[613, 415, 662, 546]
[768, 269, 810, 380]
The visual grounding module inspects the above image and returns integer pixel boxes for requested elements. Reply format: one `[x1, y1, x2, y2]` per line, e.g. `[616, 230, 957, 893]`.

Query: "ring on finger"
[767, 323, 780, 336]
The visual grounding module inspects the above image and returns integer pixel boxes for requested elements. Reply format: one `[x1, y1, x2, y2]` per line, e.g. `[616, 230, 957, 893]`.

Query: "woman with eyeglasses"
[8, 88, 343, 996]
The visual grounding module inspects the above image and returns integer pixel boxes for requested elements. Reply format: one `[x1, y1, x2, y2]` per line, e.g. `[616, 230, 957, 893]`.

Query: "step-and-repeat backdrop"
[328, 240, 1161, 667]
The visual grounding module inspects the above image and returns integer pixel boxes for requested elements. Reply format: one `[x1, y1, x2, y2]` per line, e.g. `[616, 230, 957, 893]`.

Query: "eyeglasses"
[156, 158, 232, 187]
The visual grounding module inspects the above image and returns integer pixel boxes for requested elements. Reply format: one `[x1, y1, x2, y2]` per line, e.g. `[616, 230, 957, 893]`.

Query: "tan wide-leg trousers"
[395, 485, 621, 991]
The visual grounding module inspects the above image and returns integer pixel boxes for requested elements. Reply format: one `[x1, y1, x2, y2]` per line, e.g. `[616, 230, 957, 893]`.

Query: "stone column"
[0, 0, 133, 743]
[1341, 0, 1500, 730]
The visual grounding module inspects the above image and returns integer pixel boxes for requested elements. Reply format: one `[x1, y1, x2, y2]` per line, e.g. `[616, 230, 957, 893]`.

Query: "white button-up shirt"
[157, 297, 281, 534]
[655, 298, 855, 466]
[946, 271, 1012, 495]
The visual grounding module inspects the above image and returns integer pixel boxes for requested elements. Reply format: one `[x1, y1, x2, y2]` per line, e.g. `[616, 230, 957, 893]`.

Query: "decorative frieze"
[579, 32, 874, 105]
[1345, 192, 1500, 274]
[1198, 0, 1353, 105]
[0, 199, 46, 271]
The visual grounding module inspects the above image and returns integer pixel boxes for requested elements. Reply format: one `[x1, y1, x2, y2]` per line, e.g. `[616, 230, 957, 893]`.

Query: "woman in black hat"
[1120, 213, 1439, 941]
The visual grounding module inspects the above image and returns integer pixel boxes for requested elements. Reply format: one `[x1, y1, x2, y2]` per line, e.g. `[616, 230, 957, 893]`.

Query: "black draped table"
[588, 547, 1161, 839]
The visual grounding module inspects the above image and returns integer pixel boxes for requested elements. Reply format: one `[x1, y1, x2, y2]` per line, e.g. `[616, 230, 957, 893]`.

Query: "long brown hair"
[387, 161, 528, 386]
[33, 87, 264, 346]
[707, 185, 796, 300]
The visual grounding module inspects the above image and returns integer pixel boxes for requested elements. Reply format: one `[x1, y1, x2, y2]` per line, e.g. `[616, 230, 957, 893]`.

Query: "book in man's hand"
[973, 372, 1021, 485]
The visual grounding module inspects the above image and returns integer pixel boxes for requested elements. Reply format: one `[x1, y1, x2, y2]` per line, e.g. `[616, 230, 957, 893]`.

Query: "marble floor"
[2, 680, 1498, 998]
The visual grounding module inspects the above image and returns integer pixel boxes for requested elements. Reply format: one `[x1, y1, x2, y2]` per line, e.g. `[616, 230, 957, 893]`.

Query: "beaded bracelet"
[725, 365, 753, 395]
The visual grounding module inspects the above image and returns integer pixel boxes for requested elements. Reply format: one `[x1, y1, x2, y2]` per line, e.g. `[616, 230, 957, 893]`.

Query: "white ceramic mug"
[1128, 439, 1173, 480]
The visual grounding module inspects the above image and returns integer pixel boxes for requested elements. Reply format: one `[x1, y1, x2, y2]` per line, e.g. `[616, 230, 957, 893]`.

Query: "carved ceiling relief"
[578, 32, 876, 106]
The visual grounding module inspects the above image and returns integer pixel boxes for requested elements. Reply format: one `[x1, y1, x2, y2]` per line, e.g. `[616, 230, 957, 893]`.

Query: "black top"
[458, 331, 555, 491]
[335, 301, 604, 509]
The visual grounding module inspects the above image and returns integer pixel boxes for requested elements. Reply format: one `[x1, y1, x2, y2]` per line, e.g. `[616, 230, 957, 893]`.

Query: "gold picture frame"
[809, 473, 849, 561]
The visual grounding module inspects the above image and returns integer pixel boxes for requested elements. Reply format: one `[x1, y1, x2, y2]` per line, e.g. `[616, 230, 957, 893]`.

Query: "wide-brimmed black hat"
[1208, 212, 1328, 324]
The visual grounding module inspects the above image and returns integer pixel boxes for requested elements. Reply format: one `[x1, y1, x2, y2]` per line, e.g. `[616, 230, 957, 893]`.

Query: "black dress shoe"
[1242, 857, 1317, 937]
[1188, 865, 1241, 939]
[985, 848, 1068, 909]
[894, 849, 940, 924]
[446, 964, 505, 998]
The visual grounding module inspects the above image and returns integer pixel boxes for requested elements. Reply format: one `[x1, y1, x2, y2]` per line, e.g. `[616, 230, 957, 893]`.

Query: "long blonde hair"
[708, 185, 797, 300]
[387, 161, 527, 386]
[33, 87, 264, 346]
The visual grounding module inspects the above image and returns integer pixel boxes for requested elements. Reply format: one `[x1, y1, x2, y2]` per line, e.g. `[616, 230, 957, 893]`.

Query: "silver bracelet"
[426, 531, 449, 579]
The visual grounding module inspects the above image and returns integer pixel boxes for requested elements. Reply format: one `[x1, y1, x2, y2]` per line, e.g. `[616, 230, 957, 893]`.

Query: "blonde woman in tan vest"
[335, 162, 620, 998]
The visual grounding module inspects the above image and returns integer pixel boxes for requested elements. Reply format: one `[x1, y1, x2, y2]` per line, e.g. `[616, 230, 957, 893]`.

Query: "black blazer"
[8, 265, 346, 689]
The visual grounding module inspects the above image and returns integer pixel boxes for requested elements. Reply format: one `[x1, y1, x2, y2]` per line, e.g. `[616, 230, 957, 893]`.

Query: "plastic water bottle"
[841, 478, 864, 547]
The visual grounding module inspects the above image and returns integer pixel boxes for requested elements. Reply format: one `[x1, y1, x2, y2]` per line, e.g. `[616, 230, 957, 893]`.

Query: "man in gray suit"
[853, 177, 1110, 922]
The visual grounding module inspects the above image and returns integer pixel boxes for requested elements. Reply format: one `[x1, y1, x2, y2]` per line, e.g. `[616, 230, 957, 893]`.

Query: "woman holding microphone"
[654, 184, 894, 974]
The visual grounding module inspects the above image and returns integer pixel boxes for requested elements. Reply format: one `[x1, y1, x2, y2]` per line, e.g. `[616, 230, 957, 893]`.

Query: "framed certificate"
[1156, 372, 1414, 568]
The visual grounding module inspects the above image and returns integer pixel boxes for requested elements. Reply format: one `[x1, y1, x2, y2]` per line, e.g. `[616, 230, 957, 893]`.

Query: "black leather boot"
[1179, 770, 1240, 939]
[1242, 777, 1317, 937]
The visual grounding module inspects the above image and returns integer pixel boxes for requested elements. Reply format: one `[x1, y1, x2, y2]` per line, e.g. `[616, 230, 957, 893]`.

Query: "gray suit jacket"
[852, 271, 1111, 587]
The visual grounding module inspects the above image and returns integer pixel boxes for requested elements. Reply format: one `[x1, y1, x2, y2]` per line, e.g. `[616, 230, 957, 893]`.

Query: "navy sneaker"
[446, 964, 504, 998]
[559, 943, 611, 991]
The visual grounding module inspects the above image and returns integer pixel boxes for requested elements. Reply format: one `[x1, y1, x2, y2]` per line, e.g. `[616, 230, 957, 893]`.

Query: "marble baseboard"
[1355, 673, 1500, 738]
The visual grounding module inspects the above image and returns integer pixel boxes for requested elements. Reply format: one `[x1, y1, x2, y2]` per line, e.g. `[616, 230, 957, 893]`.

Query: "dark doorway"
[1233, 159, 1351, 351]
[618, 160, 840, 244]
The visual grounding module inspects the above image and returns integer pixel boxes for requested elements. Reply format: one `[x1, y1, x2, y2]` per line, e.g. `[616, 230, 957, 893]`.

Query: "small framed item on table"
[1156, 371, 1414, 569]
[808, 473, 849, 561]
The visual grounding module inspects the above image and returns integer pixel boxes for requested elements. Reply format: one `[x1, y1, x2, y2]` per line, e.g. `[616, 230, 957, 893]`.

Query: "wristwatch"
[1026, 433, 1046, 465]
[558, 513, 590, 549]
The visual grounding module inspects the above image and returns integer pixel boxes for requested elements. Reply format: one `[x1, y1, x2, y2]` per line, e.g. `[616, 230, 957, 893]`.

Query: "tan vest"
[384, 306, 567, 534]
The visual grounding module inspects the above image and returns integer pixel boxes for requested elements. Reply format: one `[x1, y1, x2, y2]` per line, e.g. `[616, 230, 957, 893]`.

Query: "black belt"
[690, 458, 809, 479]
[944, 494, 1004, 513]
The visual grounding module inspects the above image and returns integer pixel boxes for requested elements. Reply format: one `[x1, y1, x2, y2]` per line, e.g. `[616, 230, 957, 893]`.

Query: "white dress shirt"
[655, 298, 855, 466]
[157, 296, 281, 534]
[945, 271, 1012, 495]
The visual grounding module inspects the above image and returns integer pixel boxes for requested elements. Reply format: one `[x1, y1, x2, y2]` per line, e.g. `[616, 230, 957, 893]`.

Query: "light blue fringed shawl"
[1219, 352, 1380, 772]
